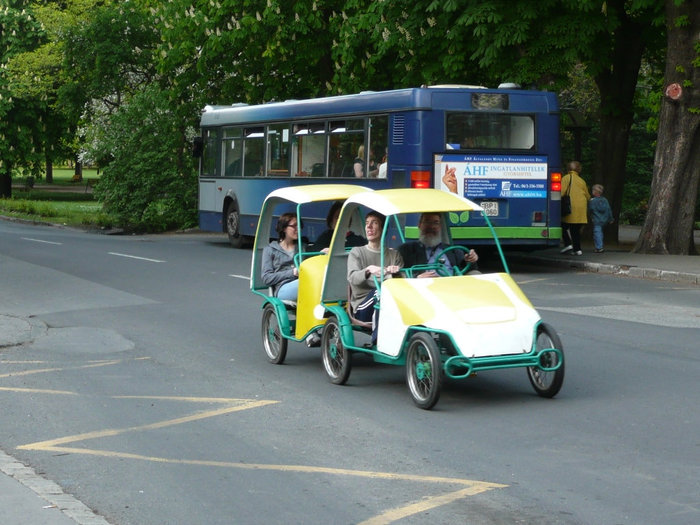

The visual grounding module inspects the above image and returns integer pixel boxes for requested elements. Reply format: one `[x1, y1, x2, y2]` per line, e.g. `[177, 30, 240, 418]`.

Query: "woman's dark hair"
[326, 201, 343, 228]
[276, 212, 298, 241]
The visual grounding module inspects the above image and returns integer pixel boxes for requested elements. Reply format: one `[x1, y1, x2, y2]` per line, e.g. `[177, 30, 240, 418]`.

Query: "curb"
[510, 254, 700, 285]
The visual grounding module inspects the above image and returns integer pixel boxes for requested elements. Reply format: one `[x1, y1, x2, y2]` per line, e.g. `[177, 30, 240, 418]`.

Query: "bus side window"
[293, 123, 326, 177]
[267, 124, 290, 177]
[329, 119, 364, 178]
[369, 115, 388, 179]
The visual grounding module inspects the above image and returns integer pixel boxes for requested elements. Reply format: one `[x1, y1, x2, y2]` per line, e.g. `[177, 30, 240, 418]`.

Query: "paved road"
[1, 221, 698, 525]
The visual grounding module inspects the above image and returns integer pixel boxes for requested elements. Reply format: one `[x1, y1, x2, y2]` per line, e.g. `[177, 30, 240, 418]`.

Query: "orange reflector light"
[410, 170, 431, 189]
[551, 172, 562, 182]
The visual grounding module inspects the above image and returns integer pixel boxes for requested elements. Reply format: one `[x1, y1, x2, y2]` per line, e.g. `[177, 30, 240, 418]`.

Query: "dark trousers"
[355, 290, 379, 344]
[562, 223, 583, 252]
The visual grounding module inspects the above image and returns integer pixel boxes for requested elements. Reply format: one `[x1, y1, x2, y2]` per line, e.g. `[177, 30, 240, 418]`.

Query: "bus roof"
[344, 188, 483, 216]
[200, 87, 559, 127]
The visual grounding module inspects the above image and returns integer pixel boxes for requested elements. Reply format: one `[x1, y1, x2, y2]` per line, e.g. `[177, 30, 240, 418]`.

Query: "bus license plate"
[480, 201, 499, 216]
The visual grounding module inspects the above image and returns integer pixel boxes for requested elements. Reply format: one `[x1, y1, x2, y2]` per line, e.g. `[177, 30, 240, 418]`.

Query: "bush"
[87, 86, 197, 232]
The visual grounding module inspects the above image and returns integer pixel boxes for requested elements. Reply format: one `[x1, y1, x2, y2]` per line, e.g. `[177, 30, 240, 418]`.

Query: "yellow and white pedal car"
[318, 188, 564, 409]
[250, 184, 369, 365]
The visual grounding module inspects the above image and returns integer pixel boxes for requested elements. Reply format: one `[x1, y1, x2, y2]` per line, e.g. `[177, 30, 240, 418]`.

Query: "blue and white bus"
[195, 85, 562, 248]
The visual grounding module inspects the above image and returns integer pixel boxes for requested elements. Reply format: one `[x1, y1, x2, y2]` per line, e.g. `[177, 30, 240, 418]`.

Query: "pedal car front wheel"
[406, 332, 442, 410]
[527, 323, 565, 398]
[261, 304, 288, 365]
[321, 316, 352, 385]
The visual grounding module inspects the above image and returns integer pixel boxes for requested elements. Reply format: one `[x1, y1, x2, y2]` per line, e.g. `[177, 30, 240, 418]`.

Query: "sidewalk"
[0, 450, 110, 525]
[506, 225, 700, 285]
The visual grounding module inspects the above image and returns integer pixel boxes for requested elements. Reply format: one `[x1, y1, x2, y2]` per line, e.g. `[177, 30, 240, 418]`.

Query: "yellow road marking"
[6, 361, 507, 523]
[0, 386, 76, 395]
[358, 484, 503, 525]
[0, 359, 122, 379]
[19, 398, 278, 450]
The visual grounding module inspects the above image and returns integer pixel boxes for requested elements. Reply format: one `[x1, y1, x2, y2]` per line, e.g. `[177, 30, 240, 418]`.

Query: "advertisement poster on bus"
[434, 153, 548, 215]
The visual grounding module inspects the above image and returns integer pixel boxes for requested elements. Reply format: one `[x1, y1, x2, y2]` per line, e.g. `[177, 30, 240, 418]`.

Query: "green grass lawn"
[3, 167, 114, 228]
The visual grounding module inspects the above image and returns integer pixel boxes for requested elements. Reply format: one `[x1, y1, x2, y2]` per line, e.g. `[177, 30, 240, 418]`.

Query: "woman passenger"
[261, 212, 302, 302]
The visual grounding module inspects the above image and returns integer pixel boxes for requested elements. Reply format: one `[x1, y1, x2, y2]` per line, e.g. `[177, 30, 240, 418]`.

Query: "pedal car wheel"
[321, 316, 352, 385]
[261, 304, 287, 365]
[527, 323, 565, 398]
[406, 332, 442, 410]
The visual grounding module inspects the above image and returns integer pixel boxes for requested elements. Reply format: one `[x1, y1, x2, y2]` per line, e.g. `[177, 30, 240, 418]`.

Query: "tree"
[334, 1, 666, 245]
[0, 0, 45, 197]
[90, 85, 197, 231]
[635, 0, 699, 254]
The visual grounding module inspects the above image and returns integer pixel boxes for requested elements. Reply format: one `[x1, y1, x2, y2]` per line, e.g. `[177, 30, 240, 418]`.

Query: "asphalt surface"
[1, 225, 698, 525]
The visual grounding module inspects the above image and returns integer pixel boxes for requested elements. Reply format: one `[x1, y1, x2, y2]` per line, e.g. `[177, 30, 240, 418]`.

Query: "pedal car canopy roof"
[263, 184, 370, 205]
[343, 188, 483, 216]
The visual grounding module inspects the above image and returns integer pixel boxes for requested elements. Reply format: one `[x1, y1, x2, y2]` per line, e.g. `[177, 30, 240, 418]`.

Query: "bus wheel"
[226, 202, 244, 249]
[321, 316, 351, 385]
[262, 304, 287, 364]
[527, 323, 565, 398]
[406, 332, 442, 410]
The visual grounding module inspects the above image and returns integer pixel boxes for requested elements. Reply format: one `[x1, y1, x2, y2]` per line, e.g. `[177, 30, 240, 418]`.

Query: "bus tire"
[226, 201, 245, 249]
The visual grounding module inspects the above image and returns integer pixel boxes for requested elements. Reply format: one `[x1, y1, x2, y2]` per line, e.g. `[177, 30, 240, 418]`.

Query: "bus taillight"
[551, 172, 562, 192]
[410, 170, 431, 189]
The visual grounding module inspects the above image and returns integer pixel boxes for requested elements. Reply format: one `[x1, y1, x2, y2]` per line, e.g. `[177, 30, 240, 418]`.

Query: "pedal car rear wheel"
[527, 322, 565, 398]
[261, 304, 288, 365]
[321, 316, 352, 385]
[406, 333, 442, 410]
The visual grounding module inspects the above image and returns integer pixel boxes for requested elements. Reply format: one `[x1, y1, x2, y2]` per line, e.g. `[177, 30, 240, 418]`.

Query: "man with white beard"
[398, 212, 479, 277]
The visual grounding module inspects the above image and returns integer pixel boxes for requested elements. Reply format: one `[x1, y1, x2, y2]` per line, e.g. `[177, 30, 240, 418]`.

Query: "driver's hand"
[464, 249, 478, 263]
[385, 265, 401, 275]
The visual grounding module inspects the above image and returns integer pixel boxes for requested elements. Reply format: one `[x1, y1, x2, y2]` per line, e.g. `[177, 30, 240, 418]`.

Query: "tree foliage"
[91, 85, 197, 232]
[0, 0, 46, 196]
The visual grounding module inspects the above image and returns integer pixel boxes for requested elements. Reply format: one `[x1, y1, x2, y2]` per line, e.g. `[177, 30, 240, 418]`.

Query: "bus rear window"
[446, 113, 535, 150]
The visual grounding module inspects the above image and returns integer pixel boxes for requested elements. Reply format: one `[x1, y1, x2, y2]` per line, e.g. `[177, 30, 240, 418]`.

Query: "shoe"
[560, 245, 573, 254]
[594, 249, 604, 253]
[305, 333, 321, 348]
[573, 250, 583, 256]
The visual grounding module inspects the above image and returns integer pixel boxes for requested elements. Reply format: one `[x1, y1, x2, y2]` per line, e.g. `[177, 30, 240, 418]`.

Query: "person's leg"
[592, 224, 603, 251]
[277, 279, 299, 302]
[571, 224, 582, 253]
[561, 223, 573, 252]
[353, 291, 376, 323]
[354, 291, 379, 344]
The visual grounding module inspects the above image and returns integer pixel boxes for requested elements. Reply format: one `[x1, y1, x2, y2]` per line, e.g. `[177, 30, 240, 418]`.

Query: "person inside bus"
[311, 200, 365, 251]
[261, 212, 303, 302]
[347, 211, 403, 344]
[377, 148, 388, 179]
[353, 145, 378, 178]
[399, 213, 479, 277]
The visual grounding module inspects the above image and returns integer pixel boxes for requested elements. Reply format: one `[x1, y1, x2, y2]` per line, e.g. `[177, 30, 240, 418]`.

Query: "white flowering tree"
[0, 0, 44, 197]
[155, 0, 344, 109]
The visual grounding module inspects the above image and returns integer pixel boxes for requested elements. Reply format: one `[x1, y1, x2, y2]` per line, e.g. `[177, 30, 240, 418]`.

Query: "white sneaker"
[573, 250, 583, 256]
[560, 245, 573, 254]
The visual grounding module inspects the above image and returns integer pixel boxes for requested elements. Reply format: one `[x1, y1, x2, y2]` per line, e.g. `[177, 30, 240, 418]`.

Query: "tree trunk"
[74, 157, 83, 182]
[46, 156, 54, 184]
[592, 2, 645, 245]
[634, 0, 699, 255]
[0, 164, 11, 198]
